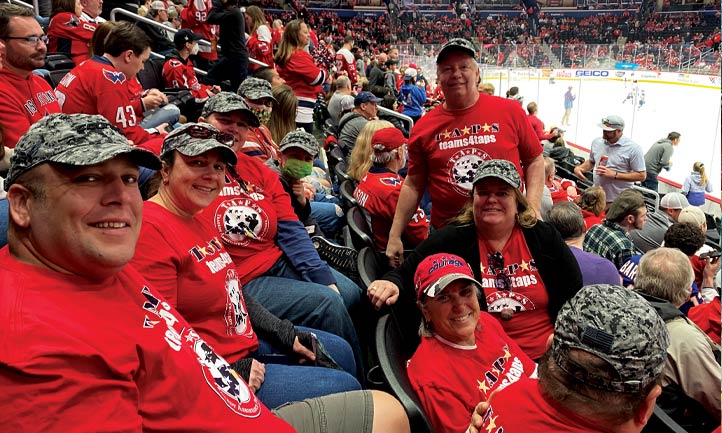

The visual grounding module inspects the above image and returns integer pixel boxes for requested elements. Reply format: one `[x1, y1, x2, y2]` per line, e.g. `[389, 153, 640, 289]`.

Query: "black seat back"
[346, 206, 374, 251]
[375, 314, 434, 433]
[339, 179, 358, 211]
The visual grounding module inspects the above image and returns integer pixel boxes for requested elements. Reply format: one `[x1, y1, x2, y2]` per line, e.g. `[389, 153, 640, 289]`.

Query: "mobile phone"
[700, 251, 722, 260]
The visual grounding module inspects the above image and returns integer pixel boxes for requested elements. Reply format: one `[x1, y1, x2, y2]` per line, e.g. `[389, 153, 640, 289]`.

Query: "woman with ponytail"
[682, 162, 713, 206]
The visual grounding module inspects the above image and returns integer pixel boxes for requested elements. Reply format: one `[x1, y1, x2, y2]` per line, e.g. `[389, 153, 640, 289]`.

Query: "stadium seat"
[633, 185, 660, 214]
[334, 160, 352, 185]
[374, 314, 434, 433]
[44, 53, 75, 71]
[357, 246, 389, 289]
[339, 179, 358, 210]
[346, 205, 374, 251]
[641, 405, 690, 433]
[47, 69, 71, 88]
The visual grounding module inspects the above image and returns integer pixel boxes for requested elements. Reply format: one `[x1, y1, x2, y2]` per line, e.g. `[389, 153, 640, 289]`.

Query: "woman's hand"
[292, 336, 316, 364]
[247, 359, 265, 393]
[367, 280, 400, 310]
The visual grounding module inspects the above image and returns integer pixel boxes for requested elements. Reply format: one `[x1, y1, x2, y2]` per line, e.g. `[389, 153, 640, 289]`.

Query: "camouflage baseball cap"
[200, 92, 260, 127]
[471, 159, 521, 189]
[436, 38, 477, 64]
[4, 113, 160, 191]
[237, 77, 276, 103]
[278, 130, 319, 157]
[550, 284, 670, 393]
[161, 123, 237, 165]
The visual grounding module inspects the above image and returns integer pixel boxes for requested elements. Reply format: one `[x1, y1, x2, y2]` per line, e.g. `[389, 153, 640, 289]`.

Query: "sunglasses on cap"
[180, 124, 235, 146]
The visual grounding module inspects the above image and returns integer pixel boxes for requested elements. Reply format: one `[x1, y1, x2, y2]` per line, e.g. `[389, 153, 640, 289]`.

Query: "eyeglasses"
[3, 35, 49, 46]
[487, 252, 512, 291]
[180, 124, 234, 146]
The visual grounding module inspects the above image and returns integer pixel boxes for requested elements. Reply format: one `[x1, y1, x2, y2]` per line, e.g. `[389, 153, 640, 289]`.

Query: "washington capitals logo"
[102, 69, 126, 84]
[380, 177, 402, 186]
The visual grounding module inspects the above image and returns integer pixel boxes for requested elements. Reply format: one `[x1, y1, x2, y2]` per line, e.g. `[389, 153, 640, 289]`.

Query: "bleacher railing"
[393, 42, 721, 75]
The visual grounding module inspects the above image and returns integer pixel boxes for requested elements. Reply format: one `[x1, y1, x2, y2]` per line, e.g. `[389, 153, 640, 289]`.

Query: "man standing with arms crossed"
[385, 38, 543, 267]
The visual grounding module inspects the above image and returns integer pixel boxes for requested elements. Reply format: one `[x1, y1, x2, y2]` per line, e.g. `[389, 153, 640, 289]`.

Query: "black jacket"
[382, 221, 582, 324]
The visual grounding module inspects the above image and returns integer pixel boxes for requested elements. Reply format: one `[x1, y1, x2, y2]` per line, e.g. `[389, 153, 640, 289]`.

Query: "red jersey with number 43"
[478, 226, 553, 359]
[55, 56, 155, 146]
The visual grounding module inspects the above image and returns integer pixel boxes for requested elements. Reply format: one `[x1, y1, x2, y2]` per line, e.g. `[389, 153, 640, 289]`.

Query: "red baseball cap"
[371, 127, 406, 154]
[414, 253, 481, 299]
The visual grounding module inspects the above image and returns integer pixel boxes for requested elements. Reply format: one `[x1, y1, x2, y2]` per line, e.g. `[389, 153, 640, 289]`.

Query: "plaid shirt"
[583, 220, 639, 270]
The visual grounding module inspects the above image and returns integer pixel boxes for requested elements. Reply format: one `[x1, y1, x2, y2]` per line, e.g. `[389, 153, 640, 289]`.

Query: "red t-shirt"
[408, 313, 536, 433]
[354, 168, 428, 250]
[408, 93, 541, 227]
[0, 248, 294, 433]
[132, 202, 258, 364]
[478, 226, 553, 359]
[199, 153, 294, 284]
[0, 69, 61, 148]
[581, 208, 605, 231]
[483, 377, 616, 433]
[688, 298, 721, 345]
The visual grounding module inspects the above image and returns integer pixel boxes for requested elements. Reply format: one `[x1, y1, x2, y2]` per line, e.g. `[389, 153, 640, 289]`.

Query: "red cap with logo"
[414, 253, 481, 299]
[371, 127, 406, 154]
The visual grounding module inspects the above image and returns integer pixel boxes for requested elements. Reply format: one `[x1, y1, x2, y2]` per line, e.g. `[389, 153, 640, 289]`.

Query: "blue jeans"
[252, 326, 361, 408]
[243, 255, 363, 381]
[641, 172, 659, 192]
[0, 199, 7, 248]
[140, 104, 181, 129]
[310, 201, 344, 237]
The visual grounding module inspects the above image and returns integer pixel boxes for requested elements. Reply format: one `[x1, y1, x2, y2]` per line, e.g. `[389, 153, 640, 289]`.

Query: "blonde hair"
[478, 82, 495, 96]
[245, 5, 267, 35]
[274, 19, 305, 67]
[576, 186, 606, 217]
[451, 187, 538, 229]
[693, 162, 708, 186]
[348, 120, 393, 181]
[268, 85, 297, 144]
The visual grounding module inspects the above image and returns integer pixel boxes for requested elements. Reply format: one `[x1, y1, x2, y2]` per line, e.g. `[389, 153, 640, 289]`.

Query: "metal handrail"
[8, 0, 35, 13]
[109, 7, 267, 68]
[377, 105, 414, 130]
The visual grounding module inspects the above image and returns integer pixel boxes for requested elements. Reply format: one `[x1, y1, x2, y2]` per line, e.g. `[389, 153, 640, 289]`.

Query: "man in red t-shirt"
[469, 284, 670, 433]
[0, 4, 61, 148]
[0, 113, 409, 433]
[386, 38, 543, 267]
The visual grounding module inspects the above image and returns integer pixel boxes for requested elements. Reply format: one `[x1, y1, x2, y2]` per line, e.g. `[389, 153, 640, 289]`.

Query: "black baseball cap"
[174, 29, 203, 49]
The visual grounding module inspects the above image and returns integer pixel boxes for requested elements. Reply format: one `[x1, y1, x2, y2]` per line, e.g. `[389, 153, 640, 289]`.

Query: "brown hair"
[274, 19, 305, 67]
[245, 5, 267, 35]
[452, 186, 537, 229]
[268, 85, 297, 144]
[576, 186, 606, 217]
